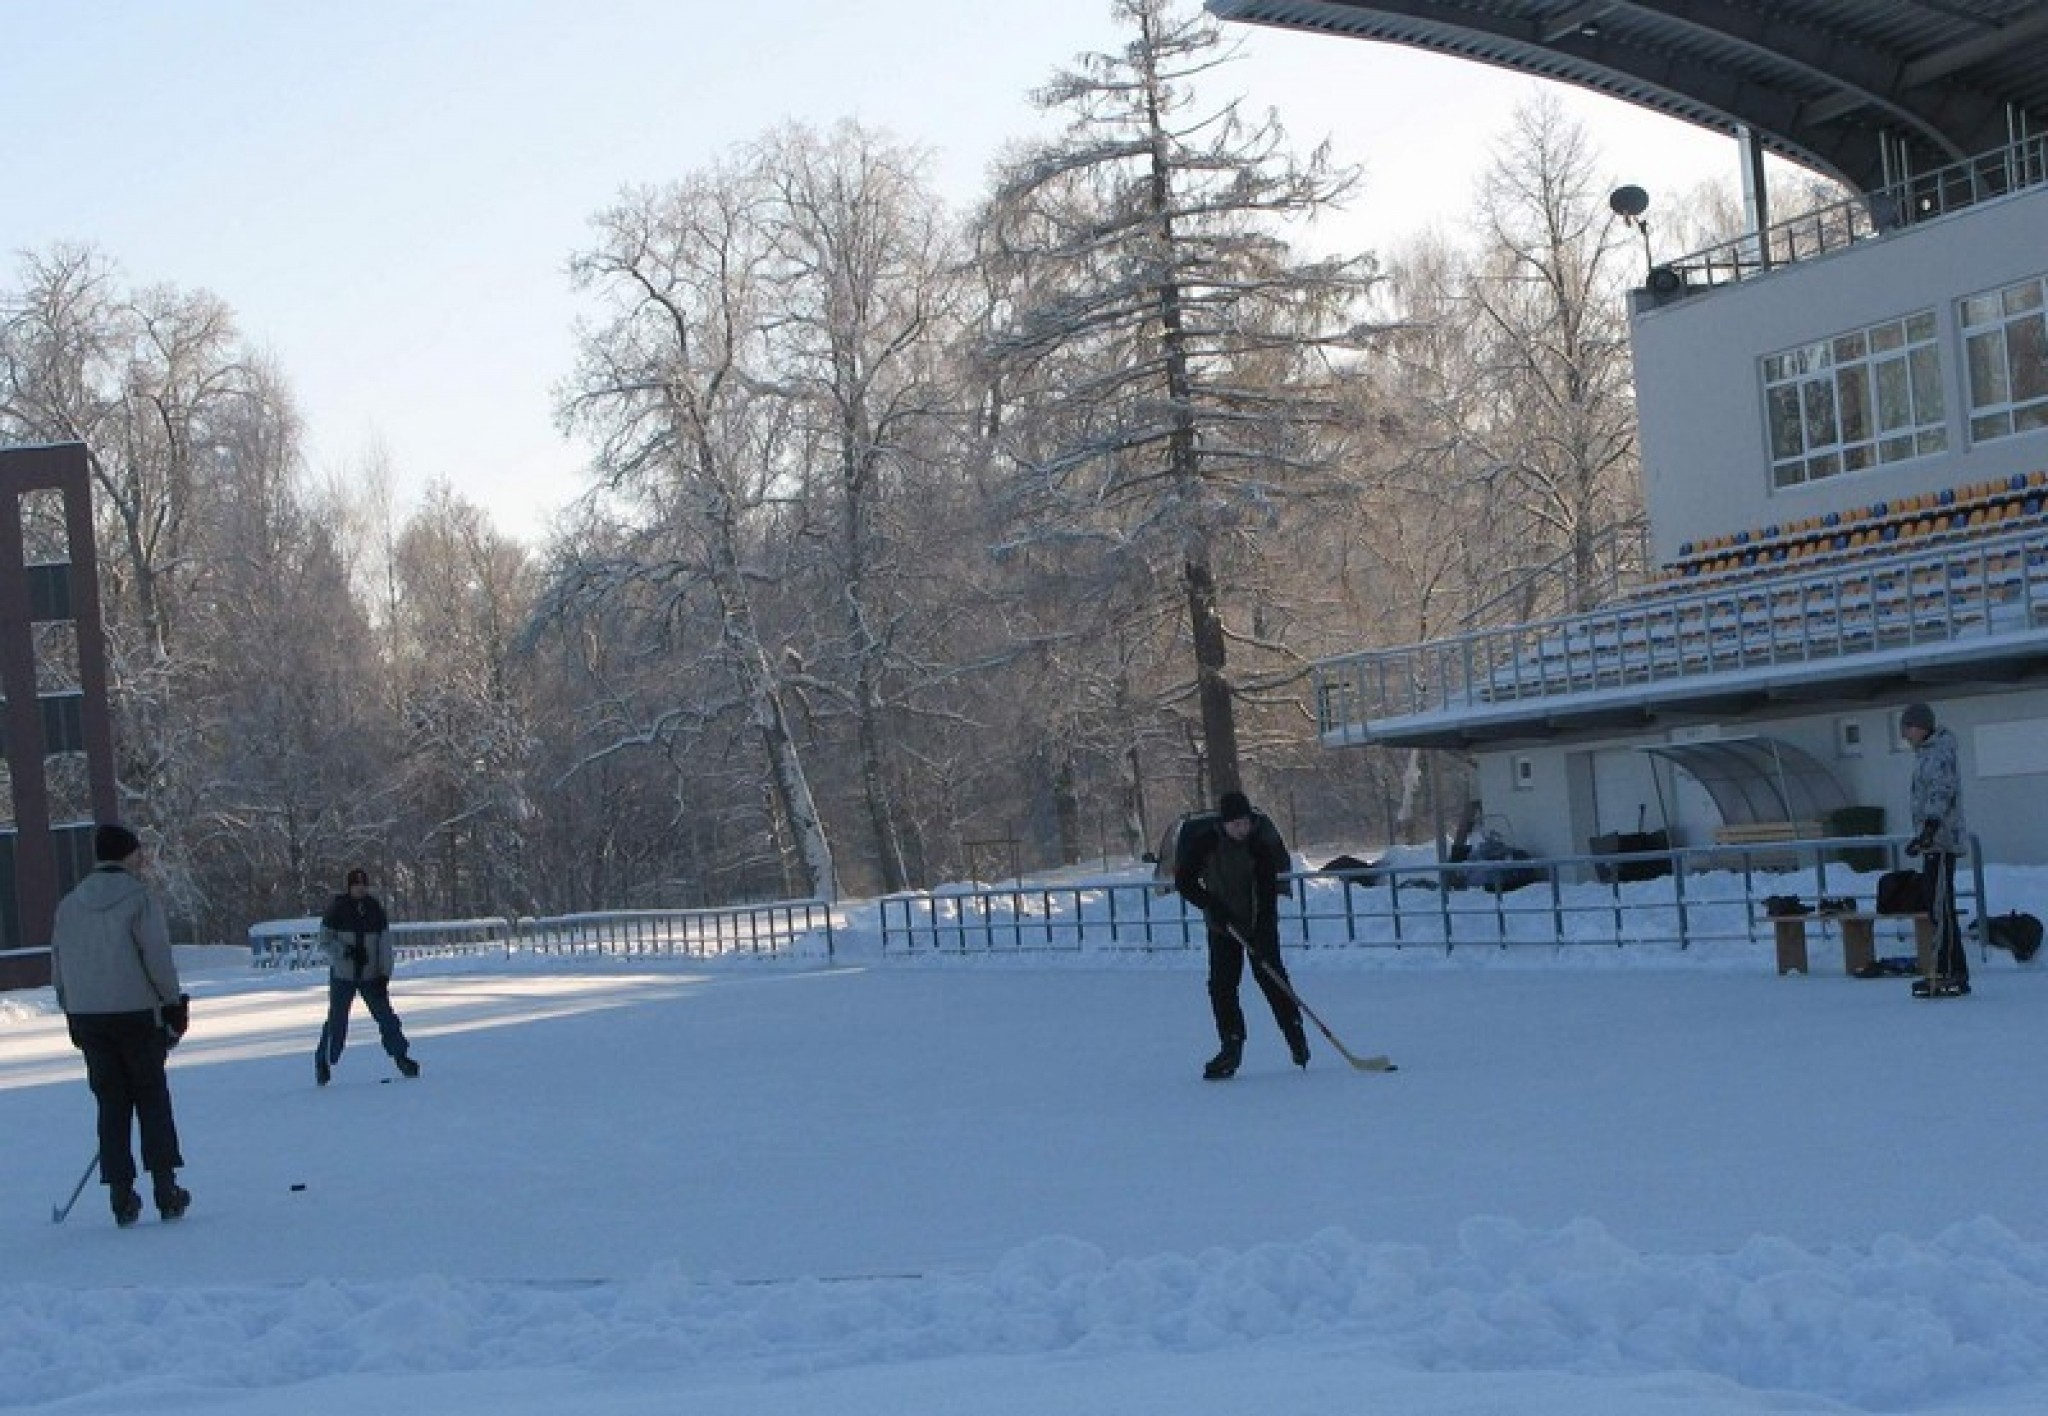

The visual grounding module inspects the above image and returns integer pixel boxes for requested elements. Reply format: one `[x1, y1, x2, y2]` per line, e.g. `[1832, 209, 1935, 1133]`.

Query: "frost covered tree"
[1458, 94, 1645, 615]
[388, 487, 541, 918]
[978, 0, 1375, 801]
[560, 166, 840, 901]
[755, 120, 967, 893]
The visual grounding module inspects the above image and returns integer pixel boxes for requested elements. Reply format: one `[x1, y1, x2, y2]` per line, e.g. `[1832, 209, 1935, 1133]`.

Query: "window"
[1960, 273, 2048, 444]
[1761, 310, 1946, 489]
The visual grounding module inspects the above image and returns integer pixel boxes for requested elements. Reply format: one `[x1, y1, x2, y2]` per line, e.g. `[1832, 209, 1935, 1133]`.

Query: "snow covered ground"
[5, 864, 2048, 1414]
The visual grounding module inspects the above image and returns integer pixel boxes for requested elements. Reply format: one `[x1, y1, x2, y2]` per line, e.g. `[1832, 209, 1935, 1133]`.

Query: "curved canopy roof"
[1639, 737, 1850, 826]
[1208, 1, 2048, 196]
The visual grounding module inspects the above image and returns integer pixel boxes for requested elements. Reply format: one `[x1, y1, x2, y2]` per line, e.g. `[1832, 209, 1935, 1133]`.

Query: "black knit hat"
[1218, 790, 1253, 822]
[1901, 702, 1936, 734]
[346, 867, 369, 888]
[94, 823, 141, 863]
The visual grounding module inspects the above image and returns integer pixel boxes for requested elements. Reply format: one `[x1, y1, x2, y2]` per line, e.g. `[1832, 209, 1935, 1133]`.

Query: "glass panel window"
[2012, 318, 2048, 402]
[1802, 380, 1838, 446]
[1759, 306, 1945, 487]
[1835, 367, 1870, 444]
[1960, 273, 2048, 446]
[1910, 346, 1945, 425]
[1875, 357, 1910, 431]
[1766, 385, 1804, 459]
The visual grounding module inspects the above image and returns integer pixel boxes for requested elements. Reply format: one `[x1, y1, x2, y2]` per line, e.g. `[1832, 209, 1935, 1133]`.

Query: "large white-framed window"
[1961, 273, 2048, 444]
[1761, 310, 1946, 490]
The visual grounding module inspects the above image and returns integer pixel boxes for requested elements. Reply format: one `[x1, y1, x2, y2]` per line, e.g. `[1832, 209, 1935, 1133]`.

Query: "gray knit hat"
[1900, 702, 1936, 734]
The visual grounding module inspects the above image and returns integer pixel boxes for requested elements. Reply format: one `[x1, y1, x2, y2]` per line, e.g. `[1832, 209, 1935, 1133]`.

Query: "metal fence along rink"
[248, 900, 835, 967]
[877, 837, 1985, 959]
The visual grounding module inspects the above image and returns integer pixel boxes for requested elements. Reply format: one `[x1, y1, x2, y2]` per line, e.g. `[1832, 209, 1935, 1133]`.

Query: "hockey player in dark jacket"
[313, 868, 420, 1084]
[1173, 791, 1308, 1078]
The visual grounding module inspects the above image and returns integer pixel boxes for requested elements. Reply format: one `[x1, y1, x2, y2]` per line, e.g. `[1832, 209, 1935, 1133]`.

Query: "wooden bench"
[1716, 821, 1822, 846]
[1769, 911, 1935, 976]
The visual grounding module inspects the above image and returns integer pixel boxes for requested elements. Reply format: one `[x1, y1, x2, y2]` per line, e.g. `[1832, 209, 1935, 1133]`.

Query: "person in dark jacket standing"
[1173, 791, 1308, 1079]
[49, 824, 191, 1226]
[1901, 702, 1970, 997]
[314, 867, 419, 1084]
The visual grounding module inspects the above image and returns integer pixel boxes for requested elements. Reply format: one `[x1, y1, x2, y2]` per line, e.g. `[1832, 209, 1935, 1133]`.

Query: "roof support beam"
[1906, 8, 2048, 88]
[1538, 2, 1615, 44]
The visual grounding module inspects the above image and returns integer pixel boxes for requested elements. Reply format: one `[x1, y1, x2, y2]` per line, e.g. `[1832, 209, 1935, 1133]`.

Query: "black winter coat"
[1172, 811, 1292, 934]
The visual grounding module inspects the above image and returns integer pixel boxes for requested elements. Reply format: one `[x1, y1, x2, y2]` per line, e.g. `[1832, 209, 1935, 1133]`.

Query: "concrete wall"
[1630, 187, 2048, 565]
[1475, 686, 2048, 867]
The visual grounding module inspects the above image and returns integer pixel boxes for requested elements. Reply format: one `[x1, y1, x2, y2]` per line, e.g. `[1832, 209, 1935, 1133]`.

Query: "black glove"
[160, 994, 190, 1048]
[1907, 819, 1938, 857]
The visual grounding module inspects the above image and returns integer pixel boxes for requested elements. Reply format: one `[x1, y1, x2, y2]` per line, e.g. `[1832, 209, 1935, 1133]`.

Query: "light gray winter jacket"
[1909, 724, 1967, 854]
[49, 865, 180, 1016]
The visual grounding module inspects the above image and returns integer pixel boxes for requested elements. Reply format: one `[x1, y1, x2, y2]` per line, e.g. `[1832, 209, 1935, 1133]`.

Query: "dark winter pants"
[1206, 920, 1304, 1045]
[318, 977, 413, 1070]
[1922, 851, 1967, 981]
[69, 1011, 184, 1189]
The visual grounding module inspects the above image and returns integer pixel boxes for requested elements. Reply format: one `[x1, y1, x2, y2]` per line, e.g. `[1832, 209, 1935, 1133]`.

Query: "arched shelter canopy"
[1638, 736, 1849, 827]
[1206, 1, 2048, 197]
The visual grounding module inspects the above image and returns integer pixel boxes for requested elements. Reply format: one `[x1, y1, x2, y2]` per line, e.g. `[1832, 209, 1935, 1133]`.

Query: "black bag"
[1150, 811, 1218, 896]
[1985, 912, 2044, 963]
[1876, 869, 1929, 915]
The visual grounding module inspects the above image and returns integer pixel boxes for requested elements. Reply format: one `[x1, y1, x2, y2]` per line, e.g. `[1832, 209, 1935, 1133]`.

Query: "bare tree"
[560, 167, 839, 901]
[756, 120, 967, 892]
[1463, 94, 1645, 613]
[388, 486, 541, 917]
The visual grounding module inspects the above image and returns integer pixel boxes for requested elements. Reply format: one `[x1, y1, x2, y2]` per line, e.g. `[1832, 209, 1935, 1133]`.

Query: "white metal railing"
[1314, 524, 2048, 738]
[247, 901, 834, 967]
[1667, 134, 2048, 292]
[877, 837, 1987, 957]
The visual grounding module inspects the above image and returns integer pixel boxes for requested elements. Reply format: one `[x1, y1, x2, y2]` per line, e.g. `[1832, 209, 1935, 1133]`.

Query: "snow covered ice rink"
[6, 870, 2048, 1415]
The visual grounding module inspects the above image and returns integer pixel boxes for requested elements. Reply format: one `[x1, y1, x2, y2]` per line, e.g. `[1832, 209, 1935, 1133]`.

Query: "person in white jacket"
[49, 823, 190, 1227]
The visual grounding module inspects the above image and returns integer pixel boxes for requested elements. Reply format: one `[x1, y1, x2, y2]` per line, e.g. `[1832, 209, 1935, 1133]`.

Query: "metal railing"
[1667, 134, 2048, 292]
[516, 902, 834, 959]
[247, 900, 834, 967]
[1313, 523, 2048, 738]
[879, 837, 1985, 959]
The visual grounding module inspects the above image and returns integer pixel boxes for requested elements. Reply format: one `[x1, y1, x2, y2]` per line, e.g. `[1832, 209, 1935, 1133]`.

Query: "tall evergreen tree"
[978, 0, 1375, 800]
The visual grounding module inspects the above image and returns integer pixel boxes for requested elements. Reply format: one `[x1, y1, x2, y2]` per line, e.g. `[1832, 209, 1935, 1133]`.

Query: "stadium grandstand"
[1211, 2, 2048, 865]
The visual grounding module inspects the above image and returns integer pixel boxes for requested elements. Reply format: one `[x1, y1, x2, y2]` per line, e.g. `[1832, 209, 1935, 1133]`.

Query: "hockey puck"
[289, 1183, 307, 1192]
[380, 1077, 392, 1085]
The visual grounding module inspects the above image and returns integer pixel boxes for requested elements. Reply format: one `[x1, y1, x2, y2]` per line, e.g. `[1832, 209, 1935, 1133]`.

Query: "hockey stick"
[51, 1151, 98, 1224]
[1227, 924, 1396, 1072]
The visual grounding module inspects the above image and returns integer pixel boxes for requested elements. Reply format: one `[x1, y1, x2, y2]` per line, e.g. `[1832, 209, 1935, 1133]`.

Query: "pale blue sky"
[3, 1, 1743, 543]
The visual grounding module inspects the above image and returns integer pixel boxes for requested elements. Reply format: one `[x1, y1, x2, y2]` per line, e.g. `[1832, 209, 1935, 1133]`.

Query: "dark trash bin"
[1825, 806, 1886, 873]
[1590, 830, 1672, 884]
